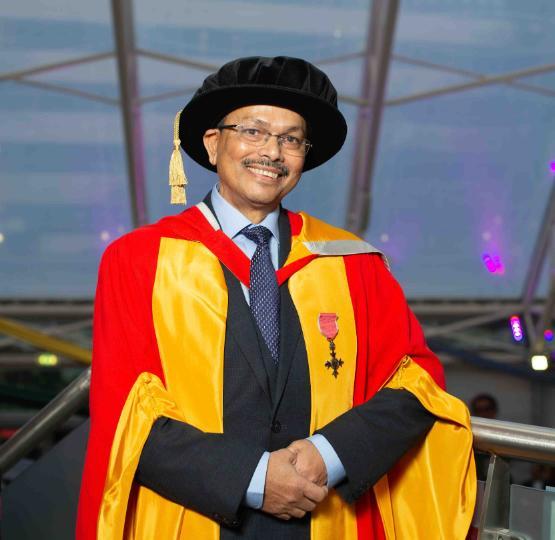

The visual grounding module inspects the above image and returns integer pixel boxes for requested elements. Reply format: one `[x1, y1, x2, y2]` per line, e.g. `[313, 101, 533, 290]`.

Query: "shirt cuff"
[244, 451, 270, 509]
[308, 434, 346, 487]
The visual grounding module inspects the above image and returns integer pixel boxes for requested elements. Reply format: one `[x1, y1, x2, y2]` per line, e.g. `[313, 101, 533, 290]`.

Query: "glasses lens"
[285, 141, 310, 156]
[236, 125, 310, 156]
[237, 126, 265, 144]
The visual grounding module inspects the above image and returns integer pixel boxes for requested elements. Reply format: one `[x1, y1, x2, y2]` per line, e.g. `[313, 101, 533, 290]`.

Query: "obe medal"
[318, 313, 343, 378]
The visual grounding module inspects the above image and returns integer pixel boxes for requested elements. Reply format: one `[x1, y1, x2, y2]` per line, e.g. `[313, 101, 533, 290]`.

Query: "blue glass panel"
[0, 84, 131, 298]
[519, 72, 555, 92]
[370, 84, 555, 298]
[387, 59, 470, 101]
[28, 58, 120, 101]
[395, 0, 555, 75]
[134, 0, 369, 62]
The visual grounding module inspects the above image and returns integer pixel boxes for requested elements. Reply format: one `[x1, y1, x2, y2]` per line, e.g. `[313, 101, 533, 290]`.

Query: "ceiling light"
[531, 354, 548, 371]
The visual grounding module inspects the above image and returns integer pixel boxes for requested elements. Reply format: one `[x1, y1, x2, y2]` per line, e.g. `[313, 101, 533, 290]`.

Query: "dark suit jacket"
[135, 204, 435, 539]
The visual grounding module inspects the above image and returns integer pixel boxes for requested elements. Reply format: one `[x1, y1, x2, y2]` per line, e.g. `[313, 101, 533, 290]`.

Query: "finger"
[296, 497, 317, 513]
[303, 482, 328, 503]
[277, 514, 291, 521]
[288, 508, 306, 519]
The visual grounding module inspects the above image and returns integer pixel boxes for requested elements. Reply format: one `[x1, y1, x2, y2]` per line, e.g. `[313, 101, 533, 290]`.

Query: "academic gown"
[76, 203, 476, 539]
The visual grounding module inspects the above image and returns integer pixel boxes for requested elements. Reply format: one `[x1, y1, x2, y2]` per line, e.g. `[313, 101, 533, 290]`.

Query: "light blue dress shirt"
[210, 185, 346, 510]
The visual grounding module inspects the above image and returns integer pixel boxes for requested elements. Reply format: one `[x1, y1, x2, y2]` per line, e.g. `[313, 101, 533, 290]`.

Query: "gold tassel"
[169, 110, 188, 205]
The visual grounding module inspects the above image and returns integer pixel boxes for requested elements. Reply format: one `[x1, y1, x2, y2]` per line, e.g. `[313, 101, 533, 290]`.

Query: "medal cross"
[325, 339, 344, 378]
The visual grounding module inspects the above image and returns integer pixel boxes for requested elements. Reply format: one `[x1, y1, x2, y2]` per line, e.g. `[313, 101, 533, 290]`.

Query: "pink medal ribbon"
[318, 313, 343, 378]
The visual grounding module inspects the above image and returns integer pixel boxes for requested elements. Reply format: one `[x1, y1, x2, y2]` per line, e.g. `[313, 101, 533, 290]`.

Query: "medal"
[318, 313, 343, 378]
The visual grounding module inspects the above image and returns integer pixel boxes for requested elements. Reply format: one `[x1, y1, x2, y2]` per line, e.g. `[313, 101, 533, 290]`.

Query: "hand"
[287, 439, 328, 487]
[262, 448, 328, 520]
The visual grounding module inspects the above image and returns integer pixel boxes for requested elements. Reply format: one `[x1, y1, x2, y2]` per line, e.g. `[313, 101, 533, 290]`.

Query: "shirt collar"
[210, 184, 280, 244]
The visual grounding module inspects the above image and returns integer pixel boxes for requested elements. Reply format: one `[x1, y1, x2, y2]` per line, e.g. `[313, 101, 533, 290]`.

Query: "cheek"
[287, 159, 305, 179]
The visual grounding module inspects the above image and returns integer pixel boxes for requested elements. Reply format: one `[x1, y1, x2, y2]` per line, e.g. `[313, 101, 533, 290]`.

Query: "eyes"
[281, 134, 302, 146]
[217, 123, 312, 155]
[241, 127, 303, 147]
[243, 127, 260, 136]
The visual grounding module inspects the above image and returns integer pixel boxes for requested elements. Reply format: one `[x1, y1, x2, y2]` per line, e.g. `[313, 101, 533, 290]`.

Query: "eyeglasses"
[217, 123, 311, 156]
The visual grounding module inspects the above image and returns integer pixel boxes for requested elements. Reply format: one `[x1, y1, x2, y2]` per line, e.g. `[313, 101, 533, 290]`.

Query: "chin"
[245, 194, 281, 209]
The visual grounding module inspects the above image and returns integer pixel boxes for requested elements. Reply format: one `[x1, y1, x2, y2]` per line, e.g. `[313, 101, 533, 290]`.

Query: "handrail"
[0, 368, 90, 475]
[1, 378, 555, 475]
[0, 317, 91, 365]
[471, 416, 555, 465]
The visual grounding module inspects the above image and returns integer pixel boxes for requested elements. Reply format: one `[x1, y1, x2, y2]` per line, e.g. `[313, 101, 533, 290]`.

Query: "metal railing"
[472, 416, 555, 465]
[0, 368, 90, 474]
[1, 373, 555, 476]
[1, 376, 555, 539]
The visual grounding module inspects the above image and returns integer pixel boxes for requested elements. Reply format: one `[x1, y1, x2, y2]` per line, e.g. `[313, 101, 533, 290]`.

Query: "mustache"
[242, 158, 289, 177]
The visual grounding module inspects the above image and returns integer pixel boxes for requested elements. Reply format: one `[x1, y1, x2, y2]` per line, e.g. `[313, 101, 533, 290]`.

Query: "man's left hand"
[287, 439, 327, 487]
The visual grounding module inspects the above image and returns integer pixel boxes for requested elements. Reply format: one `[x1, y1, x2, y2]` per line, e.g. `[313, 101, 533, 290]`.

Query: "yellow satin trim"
[375, 357, 477, 540]
[289, 256, 358, 540]
[150, 238, 227, 539]
[152, 238, 226, 434]
[98, 239, 227, 539]
[286, 212, 361, 266]
[99, 372, 193, 539]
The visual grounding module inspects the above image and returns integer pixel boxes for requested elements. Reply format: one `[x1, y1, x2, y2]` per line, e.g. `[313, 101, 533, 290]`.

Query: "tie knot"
[242, 225, 273, 247]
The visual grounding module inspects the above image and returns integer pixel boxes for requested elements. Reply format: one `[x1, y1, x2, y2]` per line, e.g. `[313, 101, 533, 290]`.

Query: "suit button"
[271, 420, 282, 433]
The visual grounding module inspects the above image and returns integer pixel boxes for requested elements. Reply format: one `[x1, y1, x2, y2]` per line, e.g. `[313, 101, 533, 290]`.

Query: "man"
[77, 56, 476, 539]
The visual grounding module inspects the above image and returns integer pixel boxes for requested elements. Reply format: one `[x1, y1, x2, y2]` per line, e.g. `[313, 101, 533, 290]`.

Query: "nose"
[258, 134, 283, 161]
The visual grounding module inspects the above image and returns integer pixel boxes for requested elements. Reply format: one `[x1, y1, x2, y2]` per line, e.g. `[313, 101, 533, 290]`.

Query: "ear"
[203, 129, 220, 166]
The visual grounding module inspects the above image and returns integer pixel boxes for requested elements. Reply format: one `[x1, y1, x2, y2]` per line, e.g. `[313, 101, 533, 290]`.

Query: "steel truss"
[0, 2, 554, 370]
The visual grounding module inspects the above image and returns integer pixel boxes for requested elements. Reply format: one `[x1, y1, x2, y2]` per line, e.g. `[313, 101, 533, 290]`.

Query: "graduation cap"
[169, 56, 347, 204]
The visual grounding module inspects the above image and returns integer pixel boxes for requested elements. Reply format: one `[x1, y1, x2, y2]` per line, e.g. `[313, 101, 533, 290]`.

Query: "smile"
[246, 166, 281, 179]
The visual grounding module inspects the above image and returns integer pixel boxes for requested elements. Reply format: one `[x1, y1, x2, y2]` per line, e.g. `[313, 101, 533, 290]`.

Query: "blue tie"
[242, 225, 280, 363]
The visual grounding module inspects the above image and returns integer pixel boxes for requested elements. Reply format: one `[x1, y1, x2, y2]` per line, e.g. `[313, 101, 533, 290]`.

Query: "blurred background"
[1, 0, 555, 520]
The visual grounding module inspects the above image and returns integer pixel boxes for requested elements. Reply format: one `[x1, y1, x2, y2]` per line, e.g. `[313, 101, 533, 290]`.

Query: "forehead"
[224, 104, 306, 131]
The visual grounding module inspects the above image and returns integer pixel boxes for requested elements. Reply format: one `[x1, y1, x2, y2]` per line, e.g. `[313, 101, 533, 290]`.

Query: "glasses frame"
[217, 123, 312, 156]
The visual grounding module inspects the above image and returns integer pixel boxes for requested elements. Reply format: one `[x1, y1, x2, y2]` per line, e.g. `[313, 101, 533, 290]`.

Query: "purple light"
[482, 254, 496, 273]
[550, 161, 555, 173]
[510, 315, 524, 342]
[544, 329, 554, 342]
[482, 253, 504, 274]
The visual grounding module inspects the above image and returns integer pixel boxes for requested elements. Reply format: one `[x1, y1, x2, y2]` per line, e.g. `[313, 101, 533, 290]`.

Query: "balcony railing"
[1, 372, 554, 539]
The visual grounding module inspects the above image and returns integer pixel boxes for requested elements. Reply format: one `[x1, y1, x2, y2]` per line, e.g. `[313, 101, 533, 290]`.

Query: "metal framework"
[111, 0, 148, 228]
[1, 1, 555, 369]
[345, 0, 400, 235]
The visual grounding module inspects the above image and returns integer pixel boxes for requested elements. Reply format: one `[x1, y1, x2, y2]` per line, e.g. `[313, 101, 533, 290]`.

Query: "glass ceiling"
[1, 0, 554, 300]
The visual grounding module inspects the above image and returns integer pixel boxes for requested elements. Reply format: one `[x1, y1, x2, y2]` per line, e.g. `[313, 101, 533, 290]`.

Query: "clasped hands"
[262, 439, 328, 520]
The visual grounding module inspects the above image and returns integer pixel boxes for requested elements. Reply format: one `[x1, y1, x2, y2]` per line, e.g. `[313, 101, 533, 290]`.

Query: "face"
[203, 104, 307, 220]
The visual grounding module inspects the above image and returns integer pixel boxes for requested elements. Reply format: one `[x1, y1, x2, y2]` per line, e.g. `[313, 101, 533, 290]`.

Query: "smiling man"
[77, 57, 476, 540]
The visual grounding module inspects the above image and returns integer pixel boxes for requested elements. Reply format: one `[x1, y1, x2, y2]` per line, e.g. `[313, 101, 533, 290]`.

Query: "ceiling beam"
[386, 61, 555, 107]
[392, 54, 555, 99]
[136, 49, 219, 72]
[521, 183, 555, 342]
[139, 85, 200, 105]
[0, 52, 113, 82]
[111, 0, 148, 227]
[424, 307, 520, 338]
[345, 0, 400, 235]
[314, 51, 365, 65]
[12, 78, 118, 105]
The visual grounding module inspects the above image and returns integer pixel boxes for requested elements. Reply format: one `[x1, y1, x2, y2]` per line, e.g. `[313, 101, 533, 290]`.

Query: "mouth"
[246, 166, 281, 179]
[243, 159, 288, 180]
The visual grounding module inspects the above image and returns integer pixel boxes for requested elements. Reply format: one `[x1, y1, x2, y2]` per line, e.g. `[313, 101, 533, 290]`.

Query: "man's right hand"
[262, 448, 328, 520]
